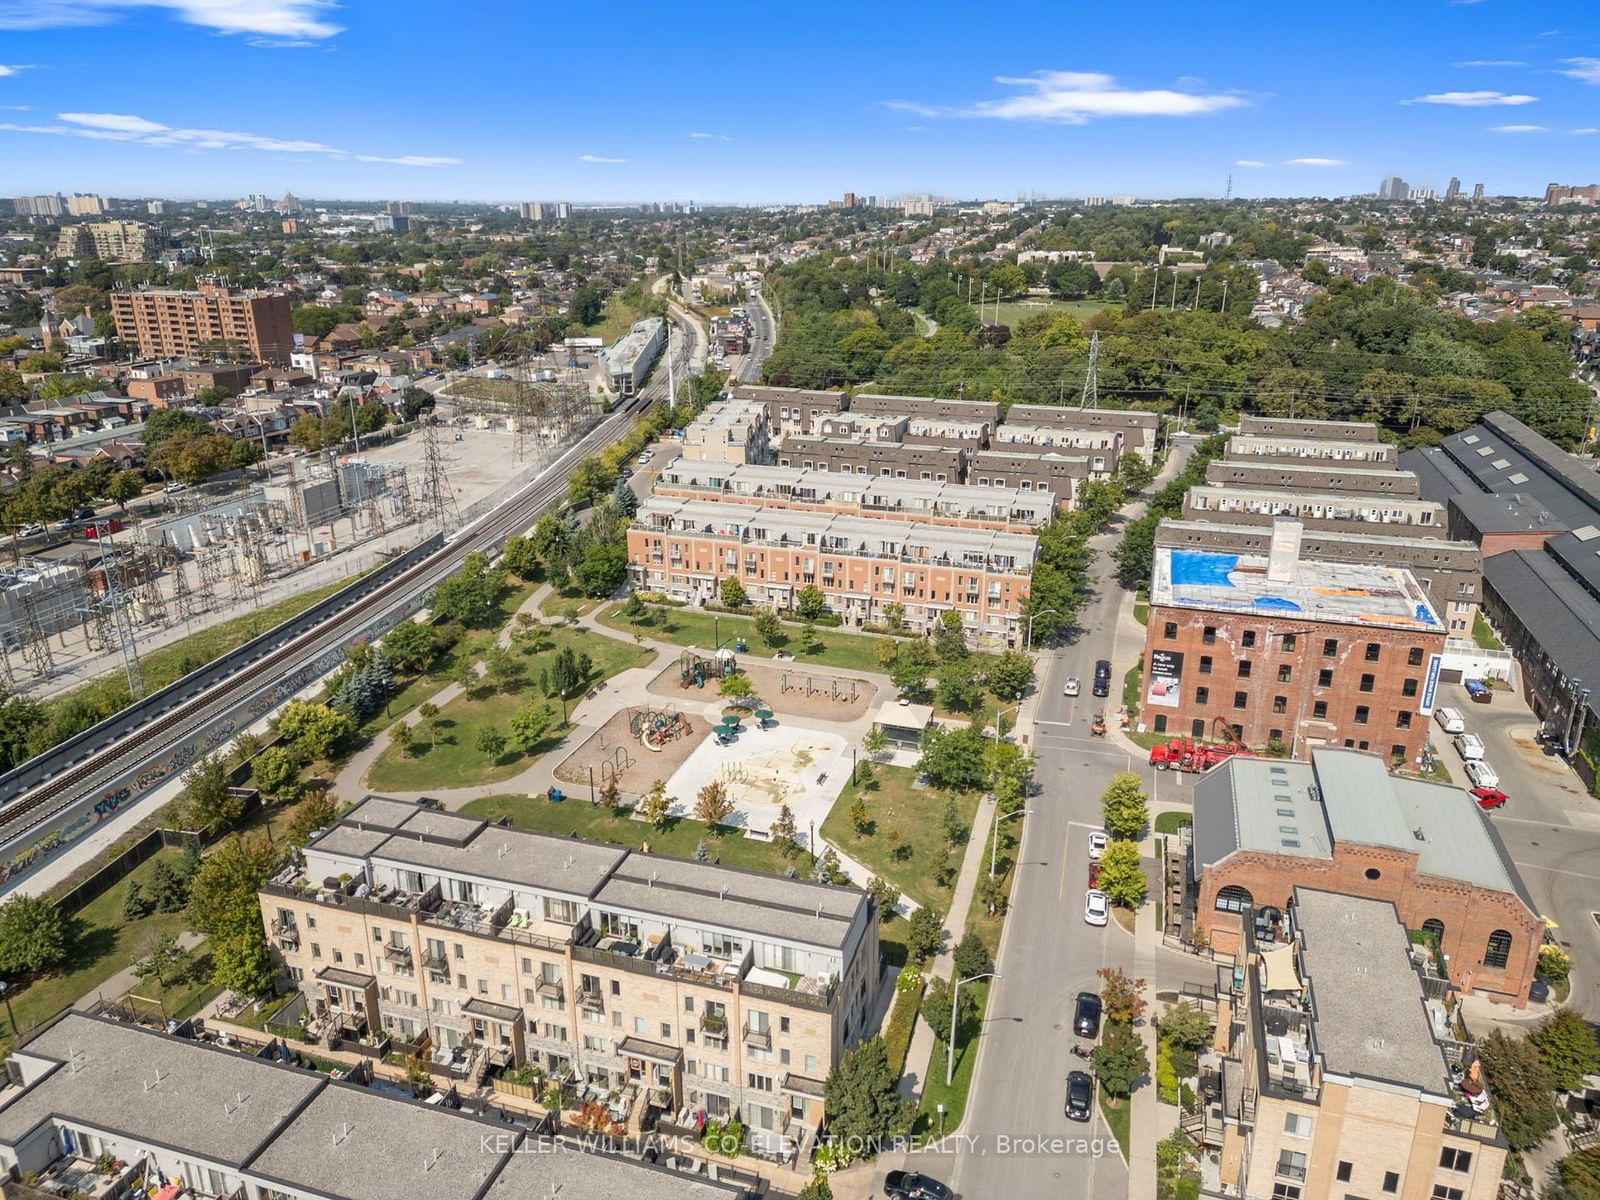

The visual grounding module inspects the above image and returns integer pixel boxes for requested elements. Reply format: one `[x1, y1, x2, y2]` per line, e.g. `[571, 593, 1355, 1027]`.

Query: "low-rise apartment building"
[1002, 404, 1159, 464]
[598, 317, 665, 397]
[729, 385, 846, 442]
[1190, 749, 1542, 1005]
[681, 395, 770, 464]
[989, 422, 1124, 464]
[0, 1009, 747, 1199]
[1204, 460, 1422, 497]
[1182, 485, 1446, 534]
[970, 447, 1107, 502]
[1190, 887, 1509, 1200]
[648, 460, 1052, 531]
[1236, 414, 1383, 442]
[1141, 519, 1446, 762]
[262, 797, 880, 1149]
[110, 284, 295, 366]
[1227, 435, 1399, 467]
[628, 497, 1034, 642]
[775, 435, 967, 483]
[849, 391, 1002, 426]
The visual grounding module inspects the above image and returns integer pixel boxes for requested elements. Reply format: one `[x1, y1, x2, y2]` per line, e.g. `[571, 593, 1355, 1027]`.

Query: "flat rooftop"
[488, 1140, 743, 1199]
[1293, 888, 1450, 1094]
[1150, 546, 1442, 631]
[371, 822, 629, 900]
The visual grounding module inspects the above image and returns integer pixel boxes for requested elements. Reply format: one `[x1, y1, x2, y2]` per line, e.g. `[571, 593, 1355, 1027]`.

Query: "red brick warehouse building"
[1141, 518, 1446, 765]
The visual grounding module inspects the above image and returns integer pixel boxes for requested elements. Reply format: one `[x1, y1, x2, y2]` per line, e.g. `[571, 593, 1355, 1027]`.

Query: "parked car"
[884, 1172, 953, 1200]
[1073, 991, 1102, 1038]
[1087, 832, 1108, 861]
[1465, 679, 1493, 704]
[1464, 759, 1500, 789]
[1063, 676, 1080, 697]
[1084, 889, 1109, 927]
[1454, 732, 1486, 761]
[1065, 1070, 1094, 1122]
[163, 481, 187, 494]
[1434, 707, 1466, 735]
[1471, 787, 1508, 810]
[1092, 659, 1112, 697]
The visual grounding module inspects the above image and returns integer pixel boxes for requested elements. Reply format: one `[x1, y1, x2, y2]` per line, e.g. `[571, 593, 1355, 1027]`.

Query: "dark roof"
[1483, 549, 1600, 703]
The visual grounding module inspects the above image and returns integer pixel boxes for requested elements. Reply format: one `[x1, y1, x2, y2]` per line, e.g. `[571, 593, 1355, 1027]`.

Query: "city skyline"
[0, 0, 1597, 202]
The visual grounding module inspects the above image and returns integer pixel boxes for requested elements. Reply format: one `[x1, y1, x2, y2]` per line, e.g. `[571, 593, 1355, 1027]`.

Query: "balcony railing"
[743, 1024, 772, 1052]
[577, 990, 604, 1013]
[1275, 1163, 1307, 1182]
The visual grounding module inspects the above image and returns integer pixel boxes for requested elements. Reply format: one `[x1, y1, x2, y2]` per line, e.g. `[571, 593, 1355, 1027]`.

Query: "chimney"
[1267, 516, 1303, 583]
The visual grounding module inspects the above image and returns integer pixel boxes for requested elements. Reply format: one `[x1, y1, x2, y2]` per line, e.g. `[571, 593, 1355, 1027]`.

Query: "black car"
[1065, 1069, 1094, 1121]
[1092, 659, 1112, 697]
[884, 1171, 953, 1200]
[1073, 991, 1102, 1038]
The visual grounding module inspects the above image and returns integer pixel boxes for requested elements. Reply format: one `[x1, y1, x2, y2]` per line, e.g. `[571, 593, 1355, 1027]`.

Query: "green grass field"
[914, 978, 990, 1135]
[444, 376, 520, 404]
[1472, 612, 1503, 652]
[1153, 811, 1192, 835]
[821, 765, 979, 915]
[1100, 1089, 1131, 1158]
[990, 298, 1114, 327]
[597, 604, 887, 675]
[458, 793, 801, 875]
[365, 626, 655, 791]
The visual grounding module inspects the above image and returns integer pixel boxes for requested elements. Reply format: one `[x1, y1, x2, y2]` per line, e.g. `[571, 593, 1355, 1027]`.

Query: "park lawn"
[365, 626, 655, 791]
[541, 588, 602, 621]
[913, 977, 990, 1135]
[1, 848, 201, 1054]
[597, 603, 886, 674]
[120, 950, 221, 1023]
[1101, 1089, 1131, 1159]
[458, 793, 800, 875]
[1153, 811, 1192, 836]
[991, 298, 1114, 327]
[821, 765, 979, 916]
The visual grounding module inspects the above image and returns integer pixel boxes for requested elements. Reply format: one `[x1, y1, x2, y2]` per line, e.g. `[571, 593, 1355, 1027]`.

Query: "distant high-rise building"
[14, 194, 63, 218]
[111, 283, 294, 365]
[385, 200, 413, 216]
[65, 193, 105, 217]
[376, 213, 409, 232]
[1084, 196, 1110, 207]
[519, 201, 544, 221]
[1472, 182, 1485, 203]
[146, 199, 167, 215]
[277, 193, 302, 214]
[1409, 186, 1437, 202]
[841, 192, 856, 208]
[1445, 177, 1461, 202]
[250, 193, 271, 212]
[1379, 175, 1409, 201]
[57, 220, 156, 263]
[556, 202, 572, 219]
[1545, 182, 1600, 207]
[281, 218, 300, 236]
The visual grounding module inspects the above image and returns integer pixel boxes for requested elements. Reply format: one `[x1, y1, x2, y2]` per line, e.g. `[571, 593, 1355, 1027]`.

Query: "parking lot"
[1428, 680, 1600, 1018]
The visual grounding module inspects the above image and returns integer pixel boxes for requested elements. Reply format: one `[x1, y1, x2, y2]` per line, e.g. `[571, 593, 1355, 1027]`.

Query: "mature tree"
[284, 788, 340, 847]
[187, 835, 280, 938]
[288, 415, 325, 453]
[921, 975, 974, 1046]
[1093, 1021, 1150, 1099]
[694, 780, 736, 831]
[430, 552, 506, 624]
[641, 779, 674, 830]
[823, 1037, 914, 1152]
[531, 513, 571, 572]
[863, 725, 890, 762]
[795, 583, 826, 621]
[1099, 966, 1148, 1025]
[1559, 1148, 1600, 1200]
[1100, 772, 1150, 840]
[933, 610, 968, 662]
[718, 672, 755, 702]
[952, 930, 992, 980]
[476, 728, 508, 759]
[212, 921, 277, 997]
[940, 795, 969, 846]
[814, 846, 847, 884]
[867, 877, 900, 920]
[1160, 1001, 1214, 1054]
[390, 720, 413, 755]
[985, 651, 1035, 701]
[754, 608, 783, 646]
[274, 700, 354, 760]
[719, 576, 747, 608]
[796, 1175, 835, 1200]
[132, 933, 189, 987]
[1530, 1007, 1600, 1092]
[917, 724, 989, 792]
[0, 893, 72, 976]
[499, 535, 539, 580]
[1117, 453, 1156, 492]
[380, 620, 435, 673]
[1477, 1030, 1560, 1151]
[610, 475, 638, 517]
[936, 657, 983, 712]
[986, 741, 1036, 811]
[905, 905, 945, 963]
[509, 701, 555, 752]
[106, 469, 144, 510]
[889, 640, 937, 699]
[772, 803, 800, 856]
[180, 754, 245, 835]
[250, 745, 302, 801]
[1096, 839, 1148, 908]
[146, 858, 189, 913]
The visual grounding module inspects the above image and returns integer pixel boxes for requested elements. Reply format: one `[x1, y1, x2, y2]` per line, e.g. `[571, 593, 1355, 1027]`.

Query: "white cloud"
[1572, 127, 1599, 135]
[688, 131, 731, 141]
[0, 0, 341, 39]
[579, 153, 626, 163]
[0, 103, 30, 110]
[0, 108, 457, 164]
[0, 63, 35, 76]
[884, 70, 1248, 125]
[1453, 59, 1527, 68]
[1405, 90, 1537, 106]
[1561, 57, 1600, 85]
[1286, 157, 1346, 166]
[1234, 159, 1265, 167]
[1489, 123, 1548, 133]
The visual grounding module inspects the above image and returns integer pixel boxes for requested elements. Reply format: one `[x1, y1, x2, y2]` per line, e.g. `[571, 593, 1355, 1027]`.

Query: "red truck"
[1148, 719, 1258, 773]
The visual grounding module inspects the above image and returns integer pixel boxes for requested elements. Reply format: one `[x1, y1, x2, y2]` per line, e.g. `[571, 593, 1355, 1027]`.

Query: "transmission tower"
[17, 593, 53, 677]
[1079, 330, 1100, 409]
[1225, 172, 1233, 201]
[92, 530, 145, 697]
[170, 558, 197, 623]
[417, 418, 461, 529]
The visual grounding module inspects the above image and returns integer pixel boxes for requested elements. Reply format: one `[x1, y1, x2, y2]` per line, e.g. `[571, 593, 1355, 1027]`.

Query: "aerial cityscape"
[1, 2, 1599, 1200]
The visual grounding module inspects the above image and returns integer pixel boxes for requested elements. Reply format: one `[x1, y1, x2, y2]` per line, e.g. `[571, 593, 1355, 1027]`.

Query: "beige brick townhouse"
[260, 796, 881, 1154]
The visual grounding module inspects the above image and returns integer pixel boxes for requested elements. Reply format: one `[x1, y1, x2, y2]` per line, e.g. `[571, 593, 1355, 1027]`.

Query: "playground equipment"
[778, 672, 861, 703]
[631, 705, 692, 751]
[679, 648, 736, 689]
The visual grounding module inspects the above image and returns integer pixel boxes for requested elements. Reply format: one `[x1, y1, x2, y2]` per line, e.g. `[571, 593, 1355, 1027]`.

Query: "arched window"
[1216, 885, 1253, 914]
[1422, 918, 1444, 942]
[1484, 929, 1512, 970]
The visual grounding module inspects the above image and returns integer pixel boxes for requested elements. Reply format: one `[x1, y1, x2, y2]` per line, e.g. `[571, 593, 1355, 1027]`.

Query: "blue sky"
[1, 0, 1597, 203]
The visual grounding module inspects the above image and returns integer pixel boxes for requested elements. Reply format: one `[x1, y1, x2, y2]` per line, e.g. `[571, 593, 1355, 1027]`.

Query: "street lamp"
[1025, 608, 1060, 650]
[992, 703, 1022, 750]
[990, 807, 1031, 879]
[947, 971, 1000, 1085]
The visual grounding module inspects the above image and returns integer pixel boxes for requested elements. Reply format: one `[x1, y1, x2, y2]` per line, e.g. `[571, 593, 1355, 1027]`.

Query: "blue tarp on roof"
[1170, 550, 1238, 588]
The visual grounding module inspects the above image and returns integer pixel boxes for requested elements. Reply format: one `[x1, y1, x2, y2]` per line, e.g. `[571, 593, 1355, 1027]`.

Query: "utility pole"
[1150, 266, 1161, 311]
[1220, 278, 1229, 315]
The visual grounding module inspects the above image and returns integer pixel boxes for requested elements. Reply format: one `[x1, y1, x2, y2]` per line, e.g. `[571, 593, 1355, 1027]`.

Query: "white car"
[1087, 832, 1108, 861]
[1463, 759, 1500, 789]
[1063, 677, 1080, 697]
[1084, 890, 1109, 927]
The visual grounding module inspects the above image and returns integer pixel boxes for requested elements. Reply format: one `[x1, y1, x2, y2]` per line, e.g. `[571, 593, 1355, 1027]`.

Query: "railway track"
[0, 390, 657, 845]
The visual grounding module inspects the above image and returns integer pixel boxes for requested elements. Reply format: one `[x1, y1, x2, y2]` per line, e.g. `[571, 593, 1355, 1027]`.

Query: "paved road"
[1428, 682, 1600, 1019]
[739, 289, 775, 382]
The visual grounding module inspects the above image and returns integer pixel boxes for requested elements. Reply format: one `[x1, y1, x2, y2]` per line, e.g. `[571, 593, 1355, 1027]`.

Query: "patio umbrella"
[721, 715, 741, 729]
[755, 708, 773, 722]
